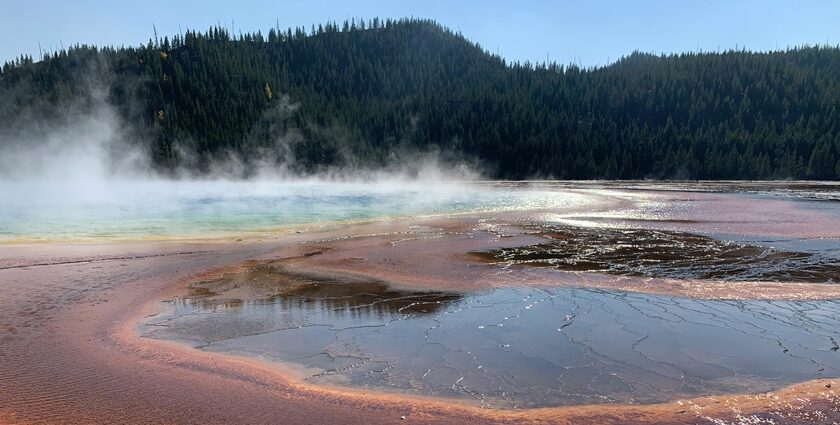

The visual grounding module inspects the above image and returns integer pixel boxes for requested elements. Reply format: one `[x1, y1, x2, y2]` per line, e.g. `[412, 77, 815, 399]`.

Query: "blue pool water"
[0, 180, 593, 242]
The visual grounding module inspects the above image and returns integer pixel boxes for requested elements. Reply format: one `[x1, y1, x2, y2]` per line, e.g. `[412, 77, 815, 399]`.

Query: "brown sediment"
[0, 234, 837, 425]
[3, 193, 840, 424]
[471, 224, 840, 284]
[266, 219, 840, 301]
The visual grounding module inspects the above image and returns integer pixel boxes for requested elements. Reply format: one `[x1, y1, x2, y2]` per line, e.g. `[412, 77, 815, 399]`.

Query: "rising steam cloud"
[0, 78, 483, 214]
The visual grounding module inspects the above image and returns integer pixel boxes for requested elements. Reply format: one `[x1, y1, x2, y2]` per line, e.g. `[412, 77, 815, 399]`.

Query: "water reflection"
[182, 266, 462, 317]
[143, 263, 840, 408]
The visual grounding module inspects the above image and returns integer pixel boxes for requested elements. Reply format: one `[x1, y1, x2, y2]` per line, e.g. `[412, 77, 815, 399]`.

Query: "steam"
[0, 99, 479, 183]
[0, 77, 485, 240]
[0, 99, 148, 182]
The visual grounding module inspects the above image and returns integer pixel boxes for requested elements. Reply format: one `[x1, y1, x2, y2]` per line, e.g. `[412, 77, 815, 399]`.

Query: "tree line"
[2, 18, 839, 179]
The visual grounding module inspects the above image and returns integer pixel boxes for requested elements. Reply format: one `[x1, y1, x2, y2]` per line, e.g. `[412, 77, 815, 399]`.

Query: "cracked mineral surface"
[142, 251, 840, 408]
[136, 184, 840, 413]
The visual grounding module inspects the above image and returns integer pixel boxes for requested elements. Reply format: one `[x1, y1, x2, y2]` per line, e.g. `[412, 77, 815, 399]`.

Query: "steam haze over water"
[0, 109, 586, 241]
[0, 93, 521, 242]
[0, 179, 596, 242]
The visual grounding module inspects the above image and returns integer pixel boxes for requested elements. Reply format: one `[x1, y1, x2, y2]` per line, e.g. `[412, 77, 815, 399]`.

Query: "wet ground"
[143, 258, 840, 408]
[137, 185, 840, 411]
[475, 225, 840, 283]
[7, 184, 840, 424]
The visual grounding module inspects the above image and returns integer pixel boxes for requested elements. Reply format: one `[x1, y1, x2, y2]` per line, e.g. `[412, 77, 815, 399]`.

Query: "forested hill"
[2, 18, 840, 179]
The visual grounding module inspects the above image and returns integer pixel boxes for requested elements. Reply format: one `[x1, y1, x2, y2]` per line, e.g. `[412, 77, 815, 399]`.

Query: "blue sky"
[2, 0, 839, 67]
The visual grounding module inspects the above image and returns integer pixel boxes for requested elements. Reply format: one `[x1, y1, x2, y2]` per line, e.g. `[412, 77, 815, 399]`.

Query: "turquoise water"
[0, 180, 591, 242]
[5, 180, 838, 243]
